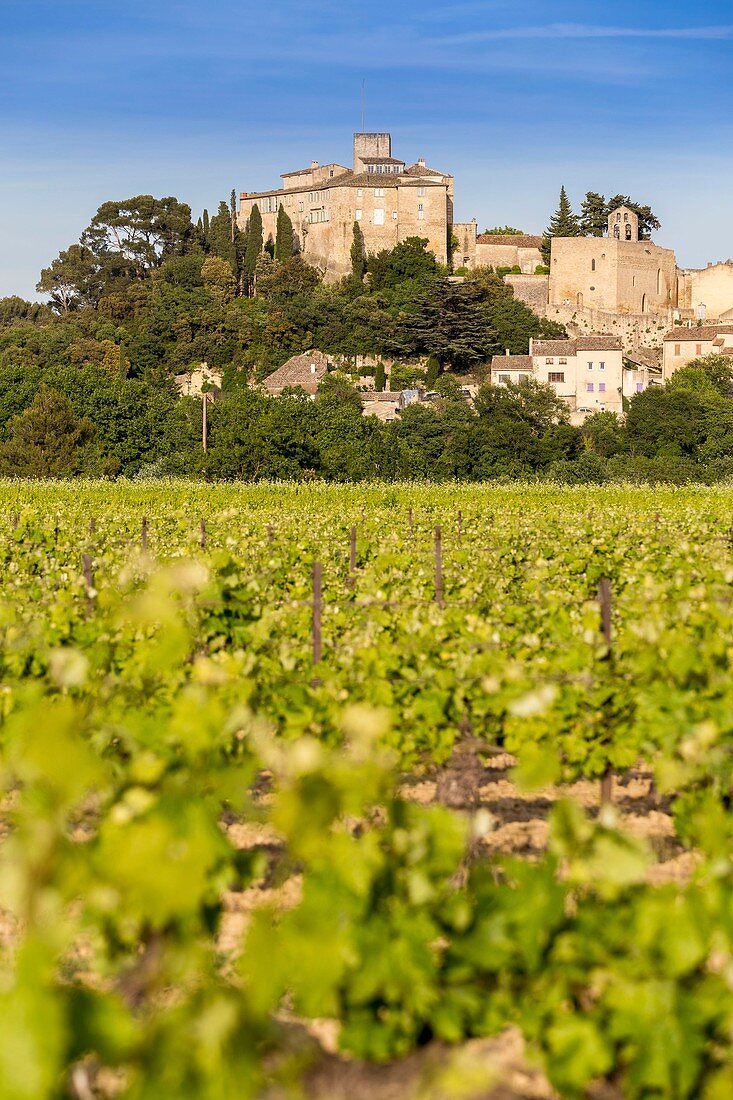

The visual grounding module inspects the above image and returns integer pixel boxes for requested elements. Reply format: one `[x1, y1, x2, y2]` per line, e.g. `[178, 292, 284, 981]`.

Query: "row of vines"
[2, 481, 733, 1098]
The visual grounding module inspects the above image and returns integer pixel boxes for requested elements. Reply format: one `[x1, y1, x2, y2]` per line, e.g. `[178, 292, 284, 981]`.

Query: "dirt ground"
[221, 742, 695, 1099]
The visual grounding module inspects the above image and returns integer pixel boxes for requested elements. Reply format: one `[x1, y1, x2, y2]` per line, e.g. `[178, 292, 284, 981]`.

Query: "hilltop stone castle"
[239, 133, 455, 277]
[239, 130, 733, 350]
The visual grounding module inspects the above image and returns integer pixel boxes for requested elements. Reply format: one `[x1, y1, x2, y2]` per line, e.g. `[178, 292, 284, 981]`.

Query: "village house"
[662, 325, 733, 379]
[239, 133, 454, 281]
[174, 362, 223, 399]
[491, 336, 627, 422]
[260, 350, 332, 396]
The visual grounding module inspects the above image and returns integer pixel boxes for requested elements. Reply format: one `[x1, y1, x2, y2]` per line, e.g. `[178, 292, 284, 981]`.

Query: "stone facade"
[239, 133, 453, 281]
[662, 325, 733, 379]
[491, 336, 628, 421]
[677, 262, 733, 322]
[450, 223, 543, 274]
[549, 208, 677, 318]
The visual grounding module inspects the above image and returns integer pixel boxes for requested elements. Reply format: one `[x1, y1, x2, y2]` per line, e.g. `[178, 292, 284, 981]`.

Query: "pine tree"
[275, 206, 295, 261]
[541, 186, 580, 264]
[351, 221, 366, 281]
[579, 192, 608, 237]
[243, 204, 263, 293]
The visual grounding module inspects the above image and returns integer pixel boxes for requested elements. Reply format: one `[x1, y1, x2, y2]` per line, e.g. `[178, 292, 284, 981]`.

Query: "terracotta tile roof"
[361, 391, 401, 403]
[663, 325, 733, 342]
[532, 340, 577, 356]
[624, 347, 663, 372]
[491, 355, 534, 370]
[404, 163, 451, 178]
[478, 234, 543, 248]
[576, 336, 624, 351]
[261, 350, 330, 395]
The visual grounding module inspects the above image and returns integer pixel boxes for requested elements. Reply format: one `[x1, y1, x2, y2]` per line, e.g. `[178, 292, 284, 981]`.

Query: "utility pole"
[202, 392, 208, 454]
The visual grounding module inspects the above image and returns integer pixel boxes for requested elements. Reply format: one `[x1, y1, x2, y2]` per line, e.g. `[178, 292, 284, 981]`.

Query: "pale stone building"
[491, 336, 627, 421]
[451, 223, 544, 274]
[174, 362, 223, 399]
[662, 325, 733, 379]
[677, 262, 733, 323]
[239, 133, 453, 281]
[548, 207, 677, 317]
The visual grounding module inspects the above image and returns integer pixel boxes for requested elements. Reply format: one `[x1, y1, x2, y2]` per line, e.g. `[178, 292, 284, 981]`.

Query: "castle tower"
[609, 205, 639, 242]
[353, 132, 392, 172]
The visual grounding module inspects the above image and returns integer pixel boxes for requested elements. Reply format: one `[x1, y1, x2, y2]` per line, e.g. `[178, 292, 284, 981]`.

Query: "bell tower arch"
[608, 205, 639, 242]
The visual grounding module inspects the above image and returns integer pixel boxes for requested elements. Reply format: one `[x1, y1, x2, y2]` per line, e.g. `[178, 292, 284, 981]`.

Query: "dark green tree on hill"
[578, 192, 661, 239]
[0, 387, 100, 477]
[351, 222, 366, 281]
[275, 206, 295, 262]
[243, 204, 263, 294]
[540, 186, 580, 264]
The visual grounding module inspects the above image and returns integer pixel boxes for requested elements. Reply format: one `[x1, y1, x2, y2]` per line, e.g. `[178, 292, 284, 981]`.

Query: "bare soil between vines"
[222, 743, 693, 1099]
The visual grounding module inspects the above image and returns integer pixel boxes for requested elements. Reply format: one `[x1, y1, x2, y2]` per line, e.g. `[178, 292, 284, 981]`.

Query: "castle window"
[548, 372, 564, 383]
[374, 208, 385, 225]
[357, 188, 363, 198]
[545, 358, 554, 365]
[587, 362, 593, 370]
[498, 374, 510, 384]
[355, 209, 362, 221]
[591, 259, 596, 272]
[674, 344, 681, 356]
[598, 383, 606, 393]
[418, 203, 424, 221]
[392, 212, 398, 220]
[519, 374, 530, 382]
[636, 382, 643, 393]
[587, 382, 594, 393]
[418, 186, 425, 196]
[559, 358, 567, 365]
[368, 165, 375, 173]
[696, 344, 702, 355]
[375, 188, 385, 197]
[599, 362, 605, 370]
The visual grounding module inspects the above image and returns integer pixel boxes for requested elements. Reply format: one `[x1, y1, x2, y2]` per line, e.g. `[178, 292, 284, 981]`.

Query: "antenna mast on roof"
[361, 79, 365, 132]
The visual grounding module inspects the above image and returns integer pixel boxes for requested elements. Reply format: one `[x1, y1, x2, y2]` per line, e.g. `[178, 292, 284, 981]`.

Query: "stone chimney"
[418, 157, 426, 168]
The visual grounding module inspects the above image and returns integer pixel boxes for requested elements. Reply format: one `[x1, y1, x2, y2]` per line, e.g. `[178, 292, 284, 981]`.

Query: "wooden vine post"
[349, 525, 357, 586]
[434, 526, 444, 607]
[199, 519, 207, 550]
[312, 561, 323, 665]
[598, 576, 614, 805]
[141, 515, 148, 553]
[82, 555, 95, 619]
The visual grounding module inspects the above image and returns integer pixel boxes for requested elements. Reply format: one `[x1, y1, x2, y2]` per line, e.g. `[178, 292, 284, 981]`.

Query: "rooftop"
[261, 350, 331, 395]
[663, 325, 733, 343]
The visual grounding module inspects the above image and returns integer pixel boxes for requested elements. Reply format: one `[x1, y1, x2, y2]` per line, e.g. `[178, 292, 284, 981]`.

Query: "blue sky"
[2, 0, 733, 298]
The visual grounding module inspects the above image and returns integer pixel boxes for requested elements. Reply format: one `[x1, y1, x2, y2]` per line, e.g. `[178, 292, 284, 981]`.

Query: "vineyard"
[4, 479, 733, 1098]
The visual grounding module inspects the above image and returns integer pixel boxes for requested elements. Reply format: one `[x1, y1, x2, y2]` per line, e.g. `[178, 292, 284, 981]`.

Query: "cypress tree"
[243, 204, 263, 292]
[230, 189, 237, 243]
[374, 361, 386, 392]
[351, 221, 366, 281]
[202, 208, 210, 243]
[541, 186, 580, 264]
[209, 201, 238, 272]
[274, 205, 295, 262]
